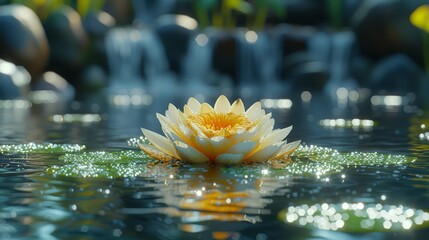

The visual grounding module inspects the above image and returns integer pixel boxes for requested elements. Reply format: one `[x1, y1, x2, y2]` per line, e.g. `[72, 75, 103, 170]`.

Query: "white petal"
[215, 153, 244, 165]
[157, 114, 193, 143]
[214, 95, 231, 113]
[195, 136, 212, 152]
[192, 136, 231, 160]
[187, 97, 201, 113]
[246, 101, 262, 121]
[209, 136, 231, 153]
[230, 99, 245, 114]
[141, 128, 179, 158]
[164, 128, 184, 142]
[178, 124, 193, 139]
[165, 104, 183, 123]
[183, 105, 194, 116]
[230, 127, 257, 143]
[173, 141, 209, 163]
[200, 102, 214, 113]
[273, 140, 301, 159]
[245, 142, 284, 163]
[253, 118, 275, 140]
[139, 143, 174, 161]
[157, 113, 175, 132]
[189, 122, 208, 138]
[226, 141, 256, 155]
[259, 126, 292, 149]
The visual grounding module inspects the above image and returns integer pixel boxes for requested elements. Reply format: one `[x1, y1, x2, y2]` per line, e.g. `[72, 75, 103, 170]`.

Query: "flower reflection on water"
[157, 167, 273, 224]
[121, 165, 287, 229]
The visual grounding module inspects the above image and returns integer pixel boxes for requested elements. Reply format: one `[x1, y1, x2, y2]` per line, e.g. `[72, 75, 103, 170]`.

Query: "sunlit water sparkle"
[1, 93, 429, 239]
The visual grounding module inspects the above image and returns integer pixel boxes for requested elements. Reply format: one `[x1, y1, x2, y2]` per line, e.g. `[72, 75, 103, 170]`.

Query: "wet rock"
[274, 24, 315, 57]
[133, 0, 176, 25]
[284, 52, 330, 91]
[32, 71, 75, 102]
[155, 14, 197, 75]
[103, 0, 134, 25]
[266, 0, 325, 26]
[79, 65, 107, 93]
[269, 24, 317, 81]
[0, 59, 31, 99]
[210, 29, 239, 85]
[369, 54, 423, 94]
[83, 11, 116, 37]
[0, 4, 49, 80]
[82, 11, 116, 72]
[43, 6, 88, 84]
[352, 0, 424, 63]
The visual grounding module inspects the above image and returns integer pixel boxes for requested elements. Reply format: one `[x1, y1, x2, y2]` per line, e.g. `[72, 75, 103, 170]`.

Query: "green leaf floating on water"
[279, 202, 429, 232]
[48, 151, 155, 178]
[224, 145, 416, 179]
[0, 142, 86, 154]
[48, 144, 416, 178]
[293, 145, 417, 166]
[58, 151, 151, 164]
[47, 162, 150, 178]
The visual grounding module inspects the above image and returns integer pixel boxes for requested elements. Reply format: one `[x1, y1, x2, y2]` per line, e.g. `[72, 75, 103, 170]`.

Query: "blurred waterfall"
[105, 28, 145, 98]
[237, 30, 281, 98]
[105, 27, 175, 104]
[182, 32, 215, 97]
[324, 31, 359, 94]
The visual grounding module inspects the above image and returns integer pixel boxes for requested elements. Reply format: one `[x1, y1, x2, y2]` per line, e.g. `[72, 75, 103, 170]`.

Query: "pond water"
[1, 90, 429, 240]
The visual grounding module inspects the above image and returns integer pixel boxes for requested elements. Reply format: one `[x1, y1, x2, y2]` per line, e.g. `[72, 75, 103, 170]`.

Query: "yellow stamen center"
[187, 112, 251, 138]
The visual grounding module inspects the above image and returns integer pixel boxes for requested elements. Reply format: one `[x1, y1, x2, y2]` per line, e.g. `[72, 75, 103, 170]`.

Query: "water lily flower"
[139, 95, 300, 164]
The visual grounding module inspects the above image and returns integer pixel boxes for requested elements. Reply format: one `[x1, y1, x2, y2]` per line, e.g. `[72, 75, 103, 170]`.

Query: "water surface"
[0, 93, 428, 240]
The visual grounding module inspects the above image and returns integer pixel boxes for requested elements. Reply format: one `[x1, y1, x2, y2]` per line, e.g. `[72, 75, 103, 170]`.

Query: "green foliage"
[192, 0, 285, 30]
[11, 0, 105, 20]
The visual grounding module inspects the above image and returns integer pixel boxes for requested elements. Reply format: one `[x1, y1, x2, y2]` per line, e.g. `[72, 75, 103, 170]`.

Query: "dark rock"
[369, 54, 423, 94]
[274, 24, 315, 57]
[103, 0, 134, 25]
[268, 24, 317, 80]
[83, 11, 116, 37]
[210, 29, 239, 85]
[32, 71, 75, 102]
[0, 59, 31, 99]
[352, 0, 424, 64]
[133, 0, 176, 25]
[266, 0, 326, 26]
[79, 65, 107, 93]
[43, 6, 88, 84]
[284, 52, 330, 91]
[0, 4, 49, 80]
[82, 11, 116, 72]
[155, 14, 197, 75]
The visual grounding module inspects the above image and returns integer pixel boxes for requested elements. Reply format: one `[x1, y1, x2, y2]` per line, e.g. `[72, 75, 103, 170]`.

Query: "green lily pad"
[47, 162, 149, 178]
[48, 144, 416, 179]
[293, 145, 416, 166]
[279, 202, 429, 232]
[224, 145, 416, 179]
[222, 161, 344, 179]
[49, 150, 156, 178]
[0, 142, 86, 154]
[59, 150, 151, 164]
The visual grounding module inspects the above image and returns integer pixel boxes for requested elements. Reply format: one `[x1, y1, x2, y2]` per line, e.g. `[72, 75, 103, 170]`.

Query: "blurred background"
[0, 0, 429, 108]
